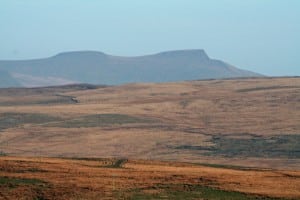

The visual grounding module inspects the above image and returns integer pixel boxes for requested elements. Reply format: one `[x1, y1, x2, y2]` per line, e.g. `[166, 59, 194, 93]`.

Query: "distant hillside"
[0, 49, 262, 87]
[0, 70, 21, 88]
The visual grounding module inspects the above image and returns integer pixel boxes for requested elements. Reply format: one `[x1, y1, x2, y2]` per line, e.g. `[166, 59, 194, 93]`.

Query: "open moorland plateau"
[0, 77, 299, 199]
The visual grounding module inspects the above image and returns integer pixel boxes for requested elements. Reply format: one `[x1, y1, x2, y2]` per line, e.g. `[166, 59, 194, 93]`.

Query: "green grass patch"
[116, 184, 283, 200]
[0, 176, 47, 188]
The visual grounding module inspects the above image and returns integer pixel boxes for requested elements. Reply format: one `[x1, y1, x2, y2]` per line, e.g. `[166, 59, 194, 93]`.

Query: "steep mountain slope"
[0, 49, 262, 87]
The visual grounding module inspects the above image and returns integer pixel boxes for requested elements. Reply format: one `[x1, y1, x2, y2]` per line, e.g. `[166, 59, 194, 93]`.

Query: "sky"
[0, 0, 299, 76]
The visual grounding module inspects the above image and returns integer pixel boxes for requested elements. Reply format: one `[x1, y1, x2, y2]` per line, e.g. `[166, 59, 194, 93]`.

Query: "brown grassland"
[0, 77, 299, 199]
[0, 156, 300, 199]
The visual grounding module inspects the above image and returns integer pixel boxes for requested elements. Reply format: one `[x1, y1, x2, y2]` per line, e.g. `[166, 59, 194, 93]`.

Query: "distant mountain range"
[0, 49, 262, 88]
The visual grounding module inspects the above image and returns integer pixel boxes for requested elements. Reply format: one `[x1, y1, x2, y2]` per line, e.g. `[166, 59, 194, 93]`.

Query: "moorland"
[0, 77, 299, 199]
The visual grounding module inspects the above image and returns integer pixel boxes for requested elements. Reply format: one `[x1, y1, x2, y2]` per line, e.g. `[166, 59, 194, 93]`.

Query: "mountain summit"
[154, 49, 209, 59]
[0, 50, 262, 88]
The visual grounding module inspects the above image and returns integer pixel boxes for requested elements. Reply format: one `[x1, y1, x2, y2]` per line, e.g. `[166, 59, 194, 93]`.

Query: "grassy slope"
[0, 77, 299, 169]
[0, 157, 299, 200]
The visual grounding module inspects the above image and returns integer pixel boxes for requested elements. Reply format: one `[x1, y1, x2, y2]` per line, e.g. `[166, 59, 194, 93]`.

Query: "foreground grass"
[116, 184, 284, 200]
[0, 157, 299, 200]
[0, 176, 46, 188]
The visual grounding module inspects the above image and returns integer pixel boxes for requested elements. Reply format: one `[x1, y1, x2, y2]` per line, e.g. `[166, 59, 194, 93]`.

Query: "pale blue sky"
[0, 0, 299, 76]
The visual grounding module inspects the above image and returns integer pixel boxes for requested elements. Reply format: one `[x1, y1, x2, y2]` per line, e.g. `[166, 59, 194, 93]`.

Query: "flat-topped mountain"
[0, 49, 262, 88]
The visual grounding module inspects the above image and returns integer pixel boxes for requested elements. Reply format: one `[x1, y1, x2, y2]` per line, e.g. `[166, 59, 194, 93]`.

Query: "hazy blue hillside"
[0, 70, 21, 88]
[0, 49, 262, 87]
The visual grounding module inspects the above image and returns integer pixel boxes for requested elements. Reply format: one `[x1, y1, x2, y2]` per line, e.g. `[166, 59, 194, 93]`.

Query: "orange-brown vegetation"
[0, 156, 299, 200]
[0, 77, 299, 169]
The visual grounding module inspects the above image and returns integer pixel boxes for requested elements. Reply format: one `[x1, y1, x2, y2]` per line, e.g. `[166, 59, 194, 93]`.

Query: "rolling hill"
[0, 77, 298, 169]
[0, 49, 262, 87]
[0, 77, 299, 199]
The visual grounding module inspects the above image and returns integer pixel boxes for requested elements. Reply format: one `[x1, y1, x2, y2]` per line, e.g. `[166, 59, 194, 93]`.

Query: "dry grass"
[0, 77, 299, 169]
[0, 156, 299, 200]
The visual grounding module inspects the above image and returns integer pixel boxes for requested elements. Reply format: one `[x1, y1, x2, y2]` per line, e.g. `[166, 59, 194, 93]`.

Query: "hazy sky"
[1, 0, 299, 76]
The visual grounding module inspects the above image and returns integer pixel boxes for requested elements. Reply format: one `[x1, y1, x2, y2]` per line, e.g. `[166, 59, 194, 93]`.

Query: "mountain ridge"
[0, 49, 263, 88]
